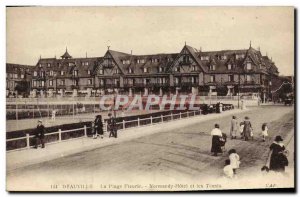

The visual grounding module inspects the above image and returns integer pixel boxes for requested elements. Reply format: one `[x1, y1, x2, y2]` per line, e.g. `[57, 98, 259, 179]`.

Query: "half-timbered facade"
[26, 44, 280, 99]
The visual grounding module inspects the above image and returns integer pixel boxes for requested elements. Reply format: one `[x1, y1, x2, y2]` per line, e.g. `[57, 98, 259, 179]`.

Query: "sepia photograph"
[5, 6, 295, 191]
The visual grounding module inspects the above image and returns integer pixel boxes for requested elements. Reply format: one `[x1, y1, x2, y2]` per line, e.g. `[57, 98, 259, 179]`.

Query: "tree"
[14, 81, 30, 96]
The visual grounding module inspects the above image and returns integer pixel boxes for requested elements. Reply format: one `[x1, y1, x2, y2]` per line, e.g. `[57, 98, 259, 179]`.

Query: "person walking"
[230, 116, 239, 139]
[268, 135, 288, 172]
[261, 123, 269, 142]
[243, 116, 253, 141]
[95, 115, 104, 139]
[108, 113, 117, 138]
[210, 124, 223, 156]
[34, 120, 45, 149]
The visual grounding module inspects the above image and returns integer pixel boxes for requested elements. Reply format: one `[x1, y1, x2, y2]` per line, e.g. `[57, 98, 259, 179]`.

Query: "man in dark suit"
[34, 120, 45, 148]
[108, 113, 117, 138]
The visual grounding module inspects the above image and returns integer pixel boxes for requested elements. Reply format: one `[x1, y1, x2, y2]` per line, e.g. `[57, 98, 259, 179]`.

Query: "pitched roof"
[61, 48, 72, 59]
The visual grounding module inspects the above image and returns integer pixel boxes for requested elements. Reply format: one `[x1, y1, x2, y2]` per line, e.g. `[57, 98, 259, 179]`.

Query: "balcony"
[244, 80, 256, 85]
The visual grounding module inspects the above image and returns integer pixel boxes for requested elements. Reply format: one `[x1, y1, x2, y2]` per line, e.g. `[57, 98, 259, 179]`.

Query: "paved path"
[7, 106, 294, 191]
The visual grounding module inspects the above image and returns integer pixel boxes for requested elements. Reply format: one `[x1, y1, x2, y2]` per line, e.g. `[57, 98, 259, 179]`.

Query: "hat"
[108, 113, 112, 117]
[274, 135, 283, 142]
[245, 116, 249, 120]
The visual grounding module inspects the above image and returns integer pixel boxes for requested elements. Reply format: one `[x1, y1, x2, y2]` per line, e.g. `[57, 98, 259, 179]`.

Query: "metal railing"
[7, 110, 202, 152]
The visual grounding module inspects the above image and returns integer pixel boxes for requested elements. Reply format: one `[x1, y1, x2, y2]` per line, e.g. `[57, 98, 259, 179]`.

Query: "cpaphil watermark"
[100, 94, 203, 112]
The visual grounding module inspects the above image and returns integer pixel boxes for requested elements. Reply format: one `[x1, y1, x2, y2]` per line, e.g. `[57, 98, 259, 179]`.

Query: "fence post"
[187, 111, 189, 117]
[161, 115, 163, 122]
[194, 111, 196, 116]
[137, 118, 140, 127]
[179, 112, 181, 119]
[123, 120, 125, 130]
[84, 125, 87, 137]
[150, 116, 153, 124]
[26, 134, 30, 149]
[171, 113, 173, 120]
[59, 129, 62, 142]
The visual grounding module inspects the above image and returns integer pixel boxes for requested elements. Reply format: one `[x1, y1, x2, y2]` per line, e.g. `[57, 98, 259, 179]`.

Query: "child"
[239, 122, 244, 139]
[228, 149, 240, 174]
[261, 123, 268, 142]
[223, 159, 234, 179]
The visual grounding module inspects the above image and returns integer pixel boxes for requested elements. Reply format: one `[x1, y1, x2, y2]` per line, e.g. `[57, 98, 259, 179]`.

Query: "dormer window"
[82, 62, 89, 66]
[209, 65, 216, 71]
[99, 69, 104, 75]
[183, 55, 190, 63]
[47, 63, 51, 67]
[236, 54, 245, 59]
[221, 55, 227, 60]
[61, 71, 65, 76]
[246, 62, 252, 70]
[39, 64, 42, 68]
[167, 58, 173, 62]
[143, 67, 149, 73]
[49, 70, 54, 76]
[137, 59, 145, 64]
[151, 58, 159, 63]
[201, 56, 209, 61]
[34, 71, 37, 76]
[175, 67, 180, 72]
[227, 64, 232, 70]
[122, 60, 130, 65]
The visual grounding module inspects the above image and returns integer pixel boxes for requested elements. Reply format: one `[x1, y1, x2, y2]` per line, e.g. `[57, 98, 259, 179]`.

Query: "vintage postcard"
[6, 6, 295, 191]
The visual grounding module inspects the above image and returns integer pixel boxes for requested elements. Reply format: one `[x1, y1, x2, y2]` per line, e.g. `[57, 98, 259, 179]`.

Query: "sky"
[6, 7, 294, 75]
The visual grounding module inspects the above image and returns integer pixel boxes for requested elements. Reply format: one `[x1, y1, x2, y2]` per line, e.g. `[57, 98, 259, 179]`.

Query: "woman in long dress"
[269, 135, 288, 172]
[95, 115, 104, 139]
[243, 116, 252, 141]
[230, 116, 239, 139]
[211, 124, 223, 156]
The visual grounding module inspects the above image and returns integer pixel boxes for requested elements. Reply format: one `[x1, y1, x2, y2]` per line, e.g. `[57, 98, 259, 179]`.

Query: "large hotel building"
[7, 43, 280, 100]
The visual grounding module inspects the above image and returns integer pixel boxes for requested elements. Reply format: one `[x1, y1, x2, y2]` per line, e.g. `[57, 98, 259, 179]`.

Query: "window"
[236, 54, 245, 59]
[175, 77, 179, 84]
[33, 81, 37, 87]
[82, 62, 89, 66]
[158, 67, 163, 73]
[60, 80, 65, 85]
[87, 70, 91, 75]
[128, 68, 133, 74]
[49, 80, 53, 86]
[33, 71, 37, 76]
[192, 65, 196, 71]
[122, 60, 130, 65]
[61, 71, 65, 76]
[246, 62, 252, 70]
[201, 56, 209, 60]
[143, 67, 148, 73]
[73, 80, 78, 86]
[100, 79, 104, 85]
[14, 74, 18, 79]
[246, 75, 251, 82]
[41, 81, 45, 87]
[73, 70, 78, 76]
[47, 63, 51, 67]
[88, 79, 93, 85]
[99, 69, 104, 75]
[9, 73, 13, 78]
[114, 69, 120, 74]
[39, 64, 42, 68]
[209, 65, 216, 71]
[151, 58, 159, 63]
[227, 64, 232, 70]
[68, 62, 74, 66]
[137, 59, 145, 64]
[40, 71, 45, 77]
[228, 75, 234, 82]
[210, 75, 215, 82]
[221, 55, 227, 60]
[175, 67, 180, 72]
[21, 74, 24, 79]
[183, 55, 190, 63]
[49, 70, 54, 76]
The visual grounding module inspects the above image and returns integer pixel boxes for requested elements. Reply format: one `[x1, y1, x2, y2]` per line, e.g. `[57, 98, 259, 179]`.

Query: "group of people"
[91, 113, 118, 139]
[210, 115, 289, 179]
